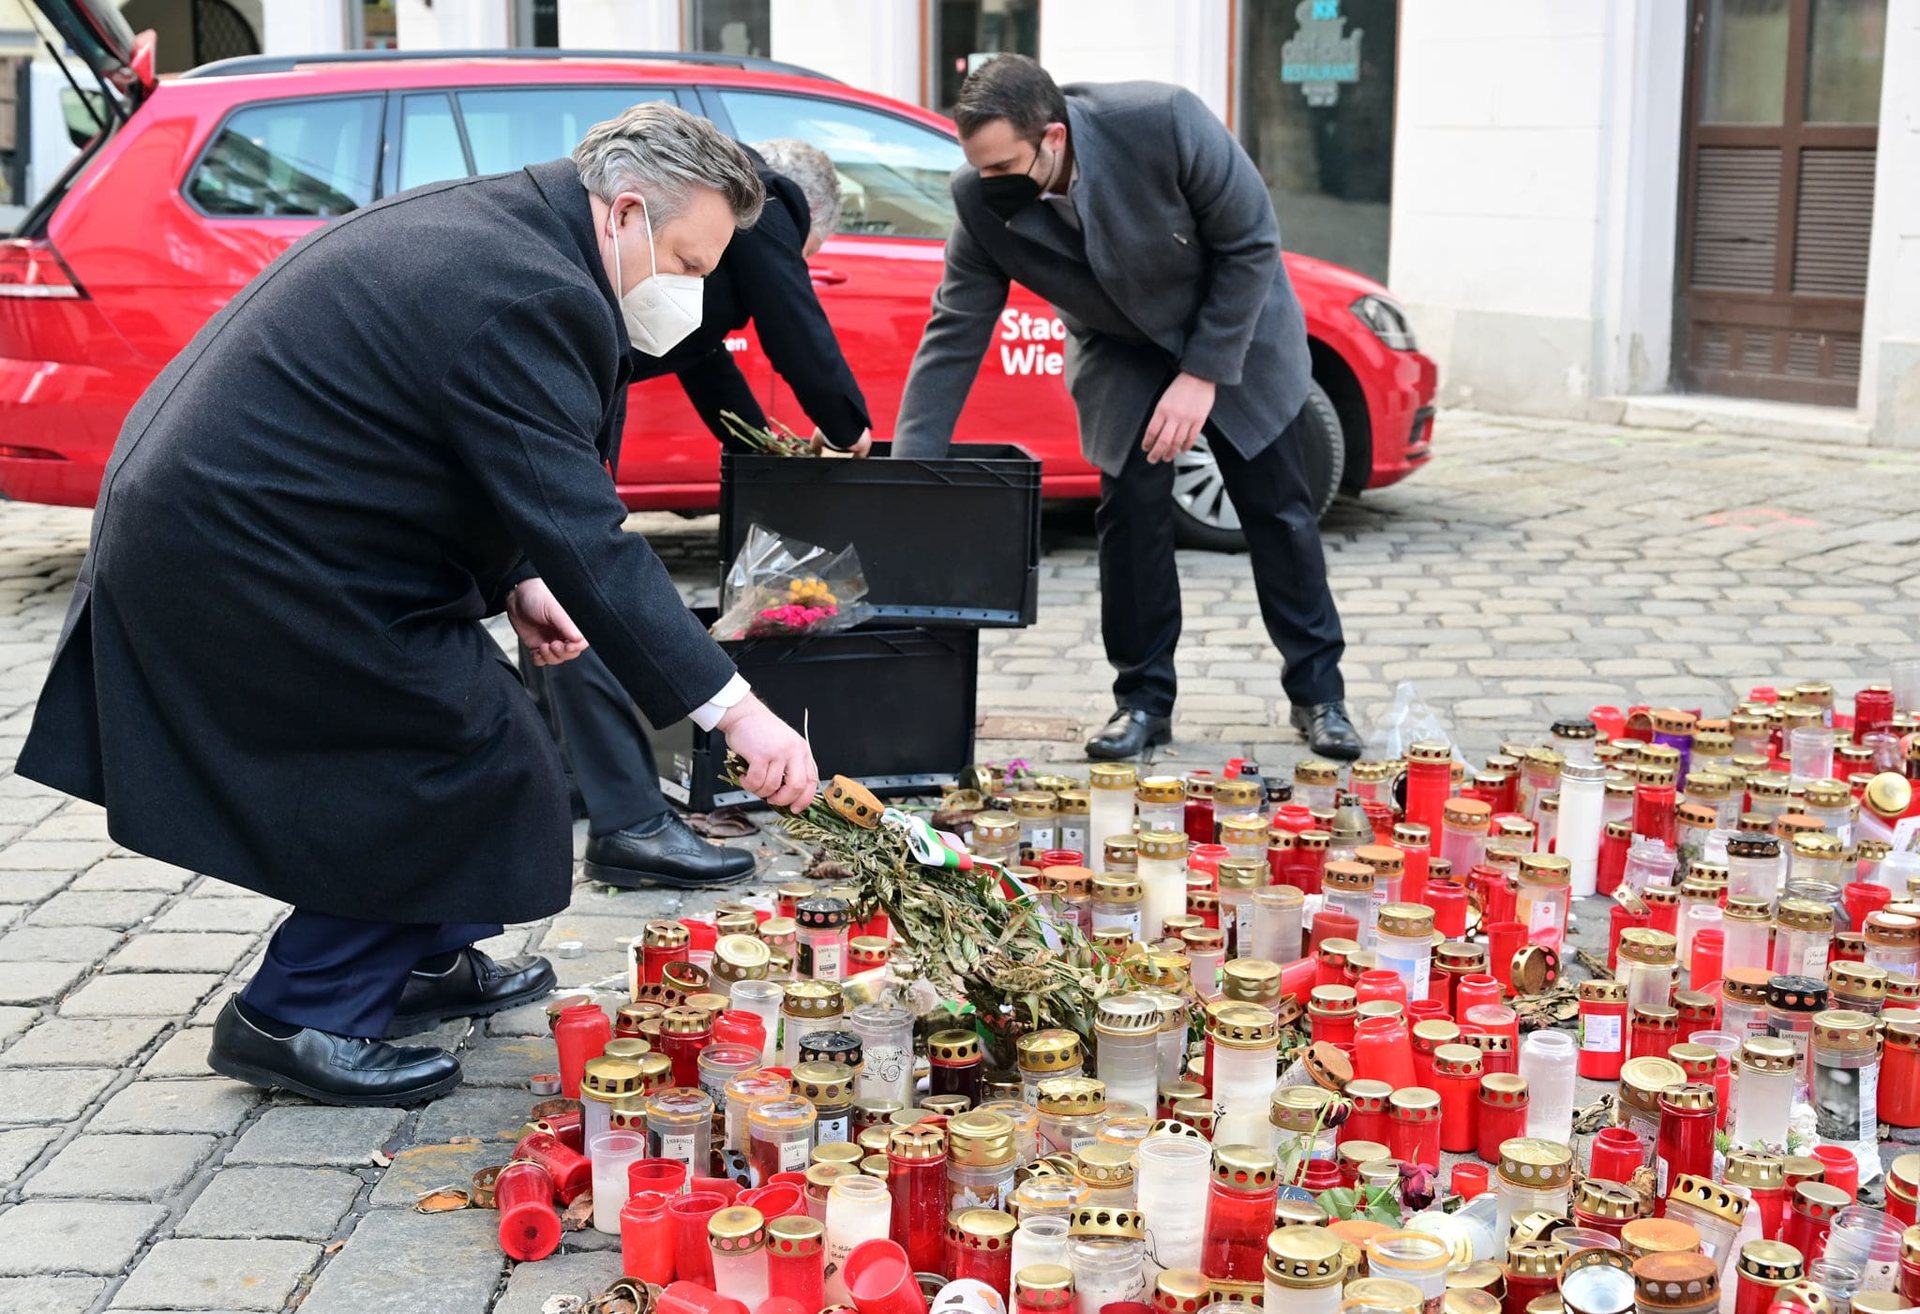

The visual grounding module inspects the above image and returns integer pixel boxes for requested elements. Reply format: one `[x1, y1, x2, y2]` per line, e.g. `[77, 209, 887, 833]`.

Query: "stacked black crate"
[649, 443, 1043, 810]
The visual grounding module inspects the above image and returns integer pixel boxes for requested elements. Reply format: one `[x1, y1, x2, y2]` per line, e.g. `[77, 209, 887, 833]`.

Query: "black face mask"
[980, 171, 1041, 221]
[979, 145, 1053, 221]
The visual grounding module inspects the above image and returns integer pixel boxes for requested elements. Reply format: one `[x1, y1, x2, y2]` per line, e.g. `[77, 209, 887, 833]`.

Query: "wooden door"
[1676, 0, 1886, 405]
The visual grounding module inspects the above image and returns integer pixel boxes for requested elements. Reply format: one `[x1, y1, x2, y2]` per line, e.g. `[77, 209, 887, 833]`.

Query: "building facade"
[4, 0, 1911, 444]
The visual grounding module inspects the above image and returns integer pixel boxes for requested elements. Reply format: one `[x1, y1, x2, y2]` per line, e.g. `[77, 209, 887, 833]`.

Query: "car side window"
[397, 93, 468, 191]
[456, 87, 675, 176]
[187, 96, 383, 217]
[716, 90, 961, 240]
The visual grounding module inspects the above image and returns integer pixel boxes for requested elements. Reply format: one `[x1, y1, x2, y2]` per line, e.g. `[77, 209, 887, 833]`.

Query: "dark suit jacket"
[643, 169, 869, 449]
[15, 158, 734, 924]
[893, 81, 1313, 475]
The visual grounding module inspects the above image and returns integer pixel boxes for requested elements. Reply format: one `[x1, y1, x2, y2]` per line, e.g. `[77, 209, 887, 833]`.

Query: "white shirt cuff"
[688, 674, 751, 732]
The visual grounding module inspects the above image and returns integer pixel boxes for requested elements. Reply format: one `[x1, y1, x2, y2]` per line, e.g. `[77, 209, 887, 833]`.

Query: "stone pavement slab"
[227, 1106, 406, 1168]
[109, 1238, 321, 1311]
[0, 1066, 116, 1125]
[105, 933, 260, 975]
[296, 1209, 503, 1314]
[177, 1166, 365, 1241]
[0, 1276, 108, 1314]
[0, 1200, 167, 1275]
[0, 1126, 58, 1181]
[493, 1251, 625, 1314]
[23, 1132, 218, 1199]
[0, 960, 90, 1005]
[88, 1078, 260, 1135]
[61, 972, 223, 1018]
[0, 1016, 170, 1068]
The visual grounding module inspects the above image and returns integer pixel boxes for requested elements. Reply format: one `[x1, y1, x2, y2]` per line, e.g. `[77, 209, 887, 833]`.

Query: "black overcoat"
[15, 158, 737, 925]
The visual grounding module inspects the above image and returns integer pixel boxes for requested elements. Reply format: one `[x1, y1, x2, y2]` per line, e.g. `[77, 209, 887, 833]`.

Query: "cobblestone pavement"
[0, 410, 1917, 1312]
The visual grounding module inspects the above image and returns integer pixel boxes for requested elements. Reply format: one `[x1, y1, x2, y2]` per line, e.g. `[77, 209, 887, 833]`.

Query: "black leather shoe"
[1084, 708, 1173, 761]
[1290, 701, 1364, 761]
[583, 812, 755, 890]
[385, 946, 557, 1037]
[208, 998, 462, 1106]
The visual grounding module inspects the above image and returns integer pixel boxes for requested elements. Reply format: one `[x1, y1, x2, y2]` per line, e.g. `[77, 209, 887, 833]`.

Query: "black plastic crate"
[718, 442, 1041, 627]
[650, 610, 979, 811]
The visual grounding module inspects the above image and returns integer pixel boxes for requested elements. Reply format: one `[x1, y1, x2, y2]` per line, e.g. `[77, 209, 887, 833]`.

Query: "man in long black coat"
[14, 103, 819, 1106]
[525, 138, 873, 891]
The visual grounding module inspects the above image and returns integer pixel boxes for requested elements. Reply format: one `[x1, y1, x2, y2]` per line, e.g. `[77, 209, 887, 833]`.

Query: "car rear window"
[716, 90, 961, 240]
[188, 96, 383, 217]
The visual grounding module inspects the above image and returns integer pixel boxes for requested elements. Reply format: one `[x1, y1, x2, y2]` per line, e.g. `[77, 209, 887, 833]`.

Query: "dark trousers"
[241, 910, 503, 1038]
[1098, 409, 1346, 716]
[521, 644, 670, 837]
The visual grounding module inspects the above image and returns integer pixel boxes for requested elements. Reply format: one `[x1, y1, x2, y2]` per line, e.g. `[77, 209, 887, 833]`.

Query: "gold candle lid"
[1067, 1205, 1144, 1240]
[1379, 903, 1436, 937]
[1507, 1242, 1570, 1279]
[579, 1056, 644, 1102]
[707, 1205, 766, 1253]
[945, 1109, 1015, 1167]
[1667, 1175, 1745, 1226]
[767, 1214, 824, 1257]
[1723, 1152, 1785, 1193]
[1136, 777, 1186, 804]
[1345, 1279, 1427, 1314]
[946, 1207, 1018, 1249]
[1035, 1076, 1105, 1117]
[1574, 1178, 1644, 1222]
[1265, 1225, 1345, 1286]
[1630, 1252, 1718, 1309]
[1013, 1264, 1076, 1303]
[1220, 959, 1283, 1005]
[1620, 1218, 1702, 1258]
[1211, 1144, 1278, 1192]
[1073, 1144, 1133, 1188]
[1017, 1028, 1083, 1073]
[1497, 1138, 1573, 1190]
[1090, 763, 1137, 790]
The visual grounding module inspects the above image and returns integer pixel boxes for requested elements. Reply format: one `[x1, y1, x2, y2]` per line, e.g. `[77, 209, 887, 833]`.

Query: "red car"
[1, 0, 1434, 548]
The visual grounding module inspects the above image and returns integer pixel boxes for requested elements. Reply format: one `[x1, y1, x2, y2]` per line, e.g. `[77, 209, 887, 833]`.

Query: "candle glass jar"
[1095, 994, 1163, 1115]
[1518, 1029, 1577, 1144]
[1248, 886, 1305, 966]
[1515, 854, 1573, 950]
[1017, 1030, 1085, 1105]
[1091, 876, 1145, 942]
[1580, 979, 1630, 1081]
[1723, 899, 1774, 975]
[1323, 860, 1378, 948]
[1376, 903, 1437, 999]
[1810, 1010, 1880, 1145]
[1012, 1215, 1072, 1283]
[1036, 1078, 1108, 1157]
[1137, 831, 1190, 954]
[1136, 777, 1187, 836]
[946, 1109, 1018, 1212]
[1265, 1226, 1346, 1314]
[1217, 858, 1261, 957]
[1135, 1133, 1210, 1272]
[971, 812, 1021, 867]
[1088, 764, 1138, 875]
[1865, 913, 1920, 977]
[824, 1174, 893, 1306]
[849, 1002, 914, 1108]
[709, 1205, 769, 1307]
[728, 1072, 794, 1153]
[1476, 1073, 1527, 1164]
[780, 981, 844, 1068]
[581, 1056, 646, 1157]
[1494, 1138, 1574, 1241]
[1655, 1084, 1717, 1199]
[766, 1215, 825, 1311]
[795, 898, 853, 982]
[1441, 799, 1493, 879]
[1055, 790, 1091, 864]
[793, 1062, 853, 1150]
[1618, 930, 1680, 1012]
[1015, 1263, 1076, 1314]
[697, 1042, 760, 1110]
[887, 1124, 948, 1274]
[1728, 835, 1784, 904]
[1767, 976, 1828, 1091]
[1012, 791, 1061, 865]
[1069, 1234, 1146, 1314]
[647, 1086, 714, 1177]
[946, 1208, 1018, 1296]
[1724, 969, 1775, 1041]
[749, 1097, 819, 1184]
[1732, 1038, 1797, 1152]
[1207, 1004, 1280, 1147]
[1200, 1146, 1278, 1285]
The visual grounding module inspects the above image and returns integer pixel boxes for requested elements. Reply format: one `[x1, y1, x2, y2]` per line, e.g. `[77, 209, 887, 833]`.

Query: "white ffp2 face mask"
[609, 193, 703, 356]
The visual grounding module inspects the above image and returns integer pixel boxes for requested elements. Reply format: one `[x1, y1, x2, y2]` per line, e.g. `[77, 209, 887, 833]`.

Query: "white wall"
[395, 0, 510, 50]
[1038, 0, 1230, 123]
[1388, 0, 1684, 415]
[557, 0, 680, 50]
[770, 0, 920, 105]
[259, 0, 348, 55]
[1859, 0, 1920, 448]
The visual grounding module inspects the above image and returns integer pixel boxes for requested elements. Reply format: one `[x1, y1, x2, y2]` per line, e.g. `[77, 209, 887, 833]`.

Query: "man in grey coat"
[893, 55, 1361, 761]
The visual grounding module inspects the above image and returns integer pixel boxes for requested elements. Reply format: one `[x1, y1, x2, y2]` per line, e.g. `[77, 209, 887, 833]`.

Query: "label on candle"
[801, 939, 842, 981]
[1580, 1013, 1622, 1054]
[1525, 896, 1558, 937]
[817, 1112, 850, 1144]
[1071, 1133, 1099, 1152]
[861, 1044, 909, 1101]
[1799, 944, 1829, 979]
[779, 1136, 811, 1171]
[1092, 908, 1142, 939]
[1060, 823, 1088, 854]
[1376, 945, 1430, 999]
[657, 1132, 697, 1165]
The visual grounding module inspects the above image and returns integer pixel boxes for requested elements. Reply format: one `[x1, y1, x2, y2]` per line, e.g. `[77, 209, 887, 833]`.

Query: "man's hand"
[718, 694, 819, 810]
[810, 427, 874, 459]
[1142, 372, 1217, 464]
[507, 578, 589, 666]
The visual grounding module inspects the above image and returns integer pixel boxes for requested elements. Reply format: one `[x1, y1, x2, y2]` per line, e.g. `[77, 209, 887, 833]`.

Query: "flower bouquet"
[710, 523, 870, 641]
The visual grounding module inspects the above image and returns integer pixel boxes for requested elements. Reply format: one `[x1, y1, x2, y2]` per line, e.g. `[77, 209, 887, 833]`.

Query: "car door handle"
[808, 267, 849, 286]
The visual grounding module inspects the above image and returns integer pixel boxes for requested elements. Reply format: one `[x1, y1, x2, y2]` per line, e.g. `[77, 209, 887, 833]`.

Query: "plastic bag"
[1374, 680, 1455, 759]
[711, 523, 870, 640]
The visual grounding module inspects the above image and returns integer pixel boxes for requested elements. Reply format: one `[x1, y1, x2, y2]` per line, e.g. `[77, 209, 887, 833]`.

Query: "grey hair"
[573, 102, 764, 228]
[753, 138, 843, 239]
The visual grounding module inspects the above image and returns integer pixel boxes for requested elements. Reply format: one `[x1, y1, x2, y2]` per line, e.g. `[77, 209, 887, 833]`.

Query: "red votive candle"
[496, 1161, 562, 1261]
[512, 1131, 591, 1205]
[621, 1190, 676, 1284]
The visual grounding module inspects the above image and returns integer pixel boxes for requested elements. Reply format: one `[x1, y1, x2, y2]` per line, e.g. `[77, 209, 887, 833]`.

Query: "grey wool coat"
[15, 159, 736, 925]
[892, 81, 1313, 475]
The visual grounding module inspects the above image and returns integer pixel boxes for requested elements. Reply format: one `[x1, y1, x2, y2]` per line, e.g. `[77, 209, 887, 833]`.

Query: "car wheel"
[1169, 380, 1345, 551]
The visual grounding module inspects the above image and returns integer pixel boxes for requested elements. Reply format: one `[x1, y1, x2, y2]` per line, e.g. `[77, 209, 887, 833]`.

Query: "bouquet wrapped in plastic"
[710, 524, 870, 640]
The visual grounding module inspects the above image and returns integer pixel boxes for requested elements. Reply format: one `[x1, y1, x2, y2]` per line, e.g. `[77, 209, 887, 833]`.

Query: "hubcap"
[1171, 436, 1239, 532]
